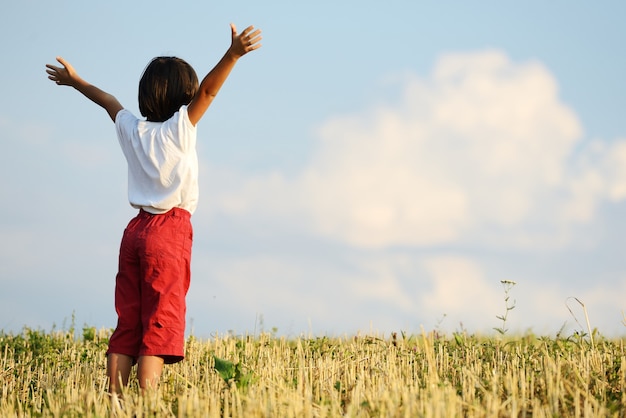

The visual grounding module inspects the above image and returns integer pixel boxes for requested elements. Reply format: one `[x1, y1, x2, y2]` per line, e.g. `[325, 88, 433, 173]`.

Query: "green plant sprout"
[494, 280, 517, 335]
[565, 296, 595, 349]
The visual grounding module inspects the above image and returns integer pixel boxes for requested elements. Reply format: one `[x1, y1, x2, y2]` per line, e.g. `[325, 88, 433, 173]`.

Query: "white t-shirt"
[115, 105, 199, 215]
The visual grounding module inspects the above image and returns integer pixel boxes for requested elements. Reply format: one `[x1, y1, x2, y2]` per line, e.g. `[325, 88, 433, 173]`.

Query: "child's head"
[138, 57, 199, 122]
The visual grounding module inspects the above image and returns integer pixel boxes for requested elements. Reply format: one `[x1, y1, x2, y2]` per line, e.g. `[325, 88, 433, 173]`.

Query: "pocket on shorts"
[151, 294, 186, 330]
[177, 220, 193, 260]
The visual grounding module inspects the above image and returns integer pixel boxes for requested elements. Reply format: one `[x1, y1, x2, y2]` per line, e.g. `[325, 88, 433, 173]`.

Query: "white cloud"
[417, 258, 626, 336]
[347, 256, 416, 313]
[209, 50, 626, 250]
[187, 250, 626, 336]
[188, 251, 425, 335]
[189, 253, 358, 331]
[419, 256, 499, 322]
[185, 51, 626, 336]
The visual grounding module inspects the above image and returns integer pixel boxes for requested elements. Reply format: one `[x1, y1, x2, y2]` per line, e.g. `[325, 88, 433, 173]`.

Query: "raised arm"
[187, 23, 262, 126]
[46, 57, 123, 122]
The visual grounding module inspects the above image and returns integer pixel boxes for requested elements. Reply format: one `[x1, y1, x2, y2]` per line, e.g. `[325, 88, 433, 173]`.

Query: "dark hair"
[138, 57, 199, 122]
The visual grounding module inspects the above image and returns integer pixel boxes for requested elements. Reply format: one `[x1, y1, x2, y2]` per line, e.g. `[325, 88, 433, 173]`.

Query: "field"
[1, 326, 624, 417]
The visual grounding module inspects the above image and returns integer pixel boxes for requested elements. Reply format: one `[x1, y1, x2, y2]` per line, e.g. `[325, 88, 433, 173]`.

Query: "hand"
[46, 57, 79, 87]
[228, 23, 262, 59]
[45, 56, 123, 121]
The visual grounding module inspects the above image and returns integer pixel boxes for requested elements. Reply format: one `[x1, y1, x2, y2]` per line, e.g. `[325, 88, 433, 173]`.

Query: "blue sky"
[1, 1, 625, 337]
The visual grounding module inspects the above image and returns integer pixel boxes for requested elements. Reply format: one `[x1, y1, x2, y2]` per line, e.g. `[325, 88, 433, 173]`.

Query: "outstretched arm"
[187, 23, 262, 126]
[46, 57, 123, 122]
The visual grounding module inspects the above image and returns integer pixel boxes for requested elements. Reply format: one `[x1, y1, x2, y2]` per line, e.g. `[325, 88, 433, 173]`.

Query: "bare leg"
[107, 353, 133, 395]
[137, 355, 164, 392]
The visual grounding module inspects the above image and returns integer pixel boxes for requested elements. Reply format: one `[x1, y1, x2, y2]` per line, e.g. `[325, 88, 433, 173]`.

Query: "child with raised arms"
[46, 23, 262, 395]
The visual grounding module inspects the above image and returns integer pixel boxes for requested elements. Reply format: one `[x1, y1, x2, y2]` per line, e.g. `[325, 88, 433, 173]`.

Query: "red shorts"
[107, 208, 193, 364]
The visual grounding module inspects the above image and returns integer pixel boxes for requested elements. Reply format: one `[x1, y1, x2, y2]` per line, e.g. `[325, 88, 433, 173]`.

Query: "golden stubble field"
[1, 327, 625, 417]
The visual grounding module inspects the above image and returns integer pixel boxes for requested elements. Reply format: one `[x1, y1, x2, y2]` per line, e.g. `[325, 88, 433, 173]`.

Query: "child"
[46, 23, 262, 394]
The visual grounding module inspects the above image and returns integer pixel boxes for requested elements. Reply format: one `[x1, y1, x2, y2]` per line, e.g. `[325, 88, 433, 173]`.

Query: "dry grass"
[1, 327, 625, 417]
